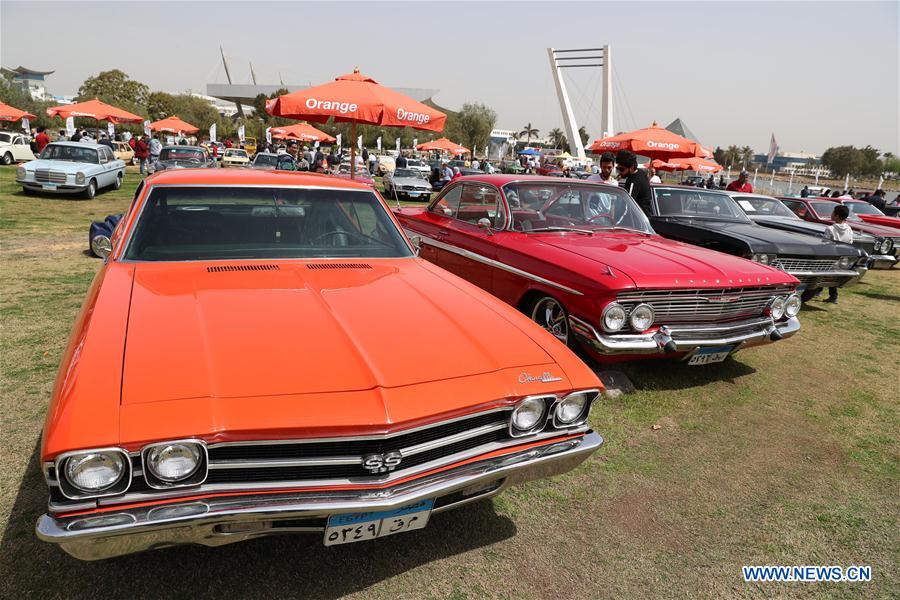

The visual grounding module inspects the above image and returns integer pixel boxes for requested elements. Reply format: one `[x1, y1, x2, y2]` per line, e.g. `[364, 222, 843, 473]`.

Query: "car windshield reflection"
[735, 196, 798, 218]
[503, 182, 653, 234]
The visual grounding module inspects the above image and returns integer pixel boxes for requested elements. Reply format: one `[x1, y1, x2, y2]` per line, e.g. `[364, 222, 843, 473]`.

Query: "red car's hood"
[846, 219, 900, 237]
[857, 214, 900, 230]
[533, 231, 795, 288]
[122, 259, 552, 405]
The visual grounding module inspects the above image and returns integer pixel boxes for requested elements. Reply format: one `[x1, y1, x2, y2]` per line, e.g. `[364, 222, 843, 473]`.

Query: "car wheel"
[84, 179, 97, 200]
[2, 152, 12, 166]
[530, 296, 570, 345]
[113, 173, 122, 190]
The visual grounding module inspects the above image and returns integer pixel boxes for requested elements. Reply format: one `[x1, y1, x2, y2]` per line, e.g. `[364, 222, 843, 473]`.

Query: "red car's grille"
[616, 286, 794, 324]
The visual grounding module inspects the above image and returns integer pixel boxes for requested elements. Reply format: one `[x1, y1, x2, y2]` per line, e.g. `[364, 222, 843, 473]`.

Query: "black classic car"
[151, 146, 214, 173]
[725, 192, 879, 277]
[648, 185, 864, 301]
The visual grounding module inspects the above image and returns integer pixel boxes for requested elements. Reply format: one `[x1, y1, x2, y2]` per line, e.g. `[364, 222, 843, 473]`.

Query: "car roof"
[145, 167, 374, 190]
[163, 145, 204, 150]
[48, 141, 104, 150]
[449, 174, 605, 185]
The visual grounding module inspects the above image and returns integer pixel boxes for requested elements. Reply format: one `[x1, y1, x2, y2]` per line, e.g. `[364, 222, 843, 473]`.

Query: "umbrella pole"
[350, 121, 357, 180]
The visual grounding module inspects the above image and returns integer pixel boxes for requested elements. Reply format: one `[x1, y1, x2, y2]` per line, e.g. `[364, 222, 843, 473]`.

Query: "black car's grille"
[617, 286, 794, 324]
[773, 258, 839, 272]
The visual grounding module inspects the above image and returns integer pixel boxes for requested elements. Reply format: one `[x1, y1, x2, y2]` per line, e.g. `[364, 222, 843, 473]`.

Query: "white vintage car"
[222, 147, 251, 167]
[0, 131, 36, 164]
[16, 142, 125, 199]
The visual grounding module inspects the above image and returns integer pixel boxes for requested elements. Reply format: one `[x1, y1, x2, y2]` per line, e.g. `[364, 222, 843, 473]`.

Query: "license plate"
[408, 192, 420, 197]
[323, 499, 433, 546]
[43, 184, 57, 190]
[687, 345, 734, 366]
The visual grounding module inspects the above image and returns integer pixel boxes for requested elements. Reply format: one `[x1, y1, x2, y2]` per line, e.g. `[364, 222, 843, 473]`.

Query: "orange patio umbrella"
[674, 156, 723, 172]
[417, 137, 469, 155]
[588, 122, 706, 161]
[46, 98, 143, 124]
[650, 159, 687, 172]
[267, 68, 446, 178]
[0, 102, 36, 122]
[149, 116, 200, 134]
[270, 122, 335, 143]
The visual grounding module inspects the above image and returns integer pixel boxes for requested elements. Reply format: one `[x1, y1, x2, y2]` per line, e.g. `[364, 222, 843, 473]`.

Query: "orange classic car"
[37, 168, 604, 560]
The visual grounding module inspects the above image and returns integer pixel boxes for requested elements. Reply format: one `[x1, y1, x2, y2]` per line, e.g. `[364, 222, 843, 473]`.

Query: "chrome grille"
[34, 169, 67, 184]
[773, 258, 837, 272]
[617, 286, 794, 324]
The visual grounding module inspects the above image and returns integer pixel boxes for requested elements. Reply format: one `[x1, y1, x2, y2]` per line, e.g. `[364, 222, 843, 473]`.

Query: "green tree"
[821, 146, 863, 177]
[723, 145, 741, 168]
[519, 122, 539, 145]
[712, 146, 726, 166]
[740, 146, 755, 168]
[146, 91, 177, 122]
[548, 128, 566, 149]
[446, 102, 496, 152]
[578, 126, 589, 147]
[76, 69, 149, 116]
[0, 75, 55, 129]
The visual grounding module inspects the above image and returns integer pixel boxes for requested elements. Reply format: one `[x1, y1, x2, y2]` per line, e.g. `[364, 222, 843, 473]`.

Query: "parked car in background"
[112, 141, 136, 165]
[88, 213, 122, 258]
[836, 197, 900, 230]
[781, 196, 900, 268]
[241, 136, 257, 156]
[648, 185, 862, 301]
[681, 175, 707, 187]
[405, 158, 430, 178]
[374, 154, 395, 175]
[0, 131, 35, 164]
[222, 148, 251, 168]
[395, 175, 801, 366]
[250, 152, 297, 171]
[501, 160, 526, 174]
[16, 142, 124, 199]
[335, 162, 375, 187]
[36, 168, 604, 560]
[383, 167, 433, 200]
[727, 192, 891, 272]
[152, 146, 213, 173]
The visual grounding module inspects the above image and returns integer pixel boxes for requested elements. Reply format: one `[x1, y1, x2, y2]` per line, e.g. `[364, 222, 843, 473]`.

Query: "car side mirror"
[477, 218, 494, 235]
[409, 235, 422, 255]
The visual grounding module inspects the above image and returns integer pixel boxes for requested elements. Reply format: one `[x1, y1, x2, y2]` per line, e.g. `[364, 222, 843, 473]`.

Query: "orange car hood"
[122, 259, 553, 404]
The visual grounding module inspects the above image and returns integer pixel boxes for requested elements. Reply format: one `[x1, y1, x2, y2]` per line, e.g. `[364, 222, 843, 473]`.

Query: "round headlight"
[75, 172, 85, 185]
[64, 452, 126, 492]
[628, 303, 655, 332]
[16, 166, 25, 179]
[881, 239, 893, 254]
[784, 293, 802, 317]
[556, 392, 590, 425]
[601, 302, 627, 332]
[511, 397, 546, 433]
[769, 296, 786, 320]
[146, 443, 201, 482]
[837, 256, 851, 270]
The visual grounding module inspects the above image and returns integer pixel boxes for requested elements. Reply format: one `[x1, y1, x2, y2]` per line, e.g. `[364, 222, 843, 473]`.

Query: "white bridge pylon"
[547, 46, 613, 160]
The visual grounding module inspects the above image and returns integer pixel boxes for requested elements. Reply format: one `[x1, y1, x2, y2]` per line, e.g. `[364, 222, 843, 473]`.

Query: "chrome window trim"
[141, 439, 209, 490]
[53, 447, 133, 501]
[95, 427, 588, 508]
[407, 229, 585, 296]
[207, 407, 511, 448]
[117, 183, 415, 262]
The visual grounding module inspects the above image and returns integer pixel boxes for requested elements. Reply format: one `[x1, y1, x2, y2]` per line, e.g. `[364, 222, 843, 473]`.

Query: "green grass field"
[1, 165, 897, 599]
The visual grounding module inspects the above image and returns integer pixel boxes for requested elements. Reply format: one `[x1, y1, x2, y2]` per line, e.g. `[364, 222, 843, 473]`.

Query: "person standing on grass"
[135, 135, 150, 175]
[34, 127, 50, 154]
[822, 204, 853, 304]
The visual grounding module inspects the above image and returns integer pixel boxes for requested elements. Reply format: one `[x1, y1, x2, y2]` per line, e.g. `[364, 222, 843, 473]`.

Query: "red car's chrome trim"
[407, 230, 584, 296]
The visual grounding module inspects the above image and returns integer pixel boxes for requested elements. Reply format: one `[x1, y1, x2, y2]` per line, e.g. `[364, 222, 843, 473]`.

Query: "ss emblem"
[362, 451, 403, 474]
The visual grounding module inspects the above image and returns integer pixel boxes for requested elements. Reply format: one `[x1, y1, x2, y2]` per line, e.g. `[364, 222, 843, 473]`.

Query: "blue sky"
[2, 1, 897, 154]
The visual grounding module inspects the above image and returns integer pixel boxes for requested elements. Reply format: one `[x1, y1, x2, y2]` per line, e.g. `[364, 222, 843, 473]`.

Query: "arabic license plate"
[688, 346, 734, 366]
[408, 192, 420, 198]
[323, 499, 433, 546]
[43, 184, 57, 190]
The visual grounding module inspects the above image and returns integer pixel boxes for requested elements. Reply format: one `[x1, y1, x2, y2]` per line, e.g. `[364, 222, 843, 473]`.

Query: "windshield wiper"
[528, 226, 594, 236]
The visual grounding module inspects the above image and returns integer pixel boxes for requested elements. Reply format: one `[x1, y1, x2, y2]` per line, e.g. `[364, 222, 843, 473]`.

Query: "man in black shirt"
[616, 150, 652, 214]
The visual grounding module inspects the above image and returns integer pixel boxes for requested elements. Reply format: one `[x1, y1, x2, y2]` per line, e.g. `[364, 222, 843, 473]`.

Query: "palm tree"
[724, 145, 741, 168]
[548, 128, 566, 149]
[578, 126, 589, 147]
[740, 146, 754, 168]
[519, 123, 539, 146]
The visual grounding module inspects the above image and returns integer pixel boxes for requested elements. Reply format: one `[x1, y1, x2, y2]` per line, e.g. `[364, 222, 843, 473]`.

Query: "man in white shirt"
[471, 158, 480, 170]
[586, 152, 618, 186]
[648, 167, 662, 184]
[149, 135, 162, 162]
[440, 162, 453, 183]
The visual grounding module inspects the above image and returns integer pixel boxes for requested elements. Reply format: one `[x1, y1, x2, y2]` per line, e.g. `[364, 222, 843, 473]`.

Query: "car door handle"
[435, 229, 450, 239]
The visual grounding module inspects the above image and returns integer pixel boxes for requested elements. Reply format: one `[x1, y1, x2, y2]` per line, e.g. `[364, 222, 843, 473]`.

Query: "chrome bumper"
[570, 316, 800, 356]
[37, 432, 602, 560]
[869, 254, 898, 269]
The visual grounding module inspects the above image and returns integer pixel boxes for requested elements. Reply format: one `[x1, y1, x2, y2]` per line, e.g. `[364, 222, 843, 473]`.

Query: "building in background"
[754, 150, 823, 175]
[190, 92, 247, 118]
[1, 65, 55, 100]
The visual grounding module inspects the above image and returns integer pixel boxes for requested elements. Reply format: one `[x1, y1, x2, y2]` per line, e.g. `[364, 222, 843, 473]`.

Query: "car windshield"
[253, 154, 278, 167]
[225, 149, 247, 157]
[339, 164, 369, 175]
[504, 182, 653, 234]
[39, 144, 99, 163]
[393, 169, 420, 179]
[160, 148, 205, 162]
[810, 200, 861, 221]
[125, 186, 413, 261]
[655, 187, 751, 222]
[406, 160, 423, 167]
[846, 201, 884, 216]
[734, 195, 798, 218]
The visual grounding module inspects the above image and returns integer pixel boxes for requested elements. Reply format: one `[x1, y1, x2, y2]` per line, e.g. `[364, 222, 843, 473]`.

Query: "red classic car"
[395, 175, 802, 366]
[37, 169, 604, 560]
[839, 198, 900, 230]
[780, 196, 899, 268]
